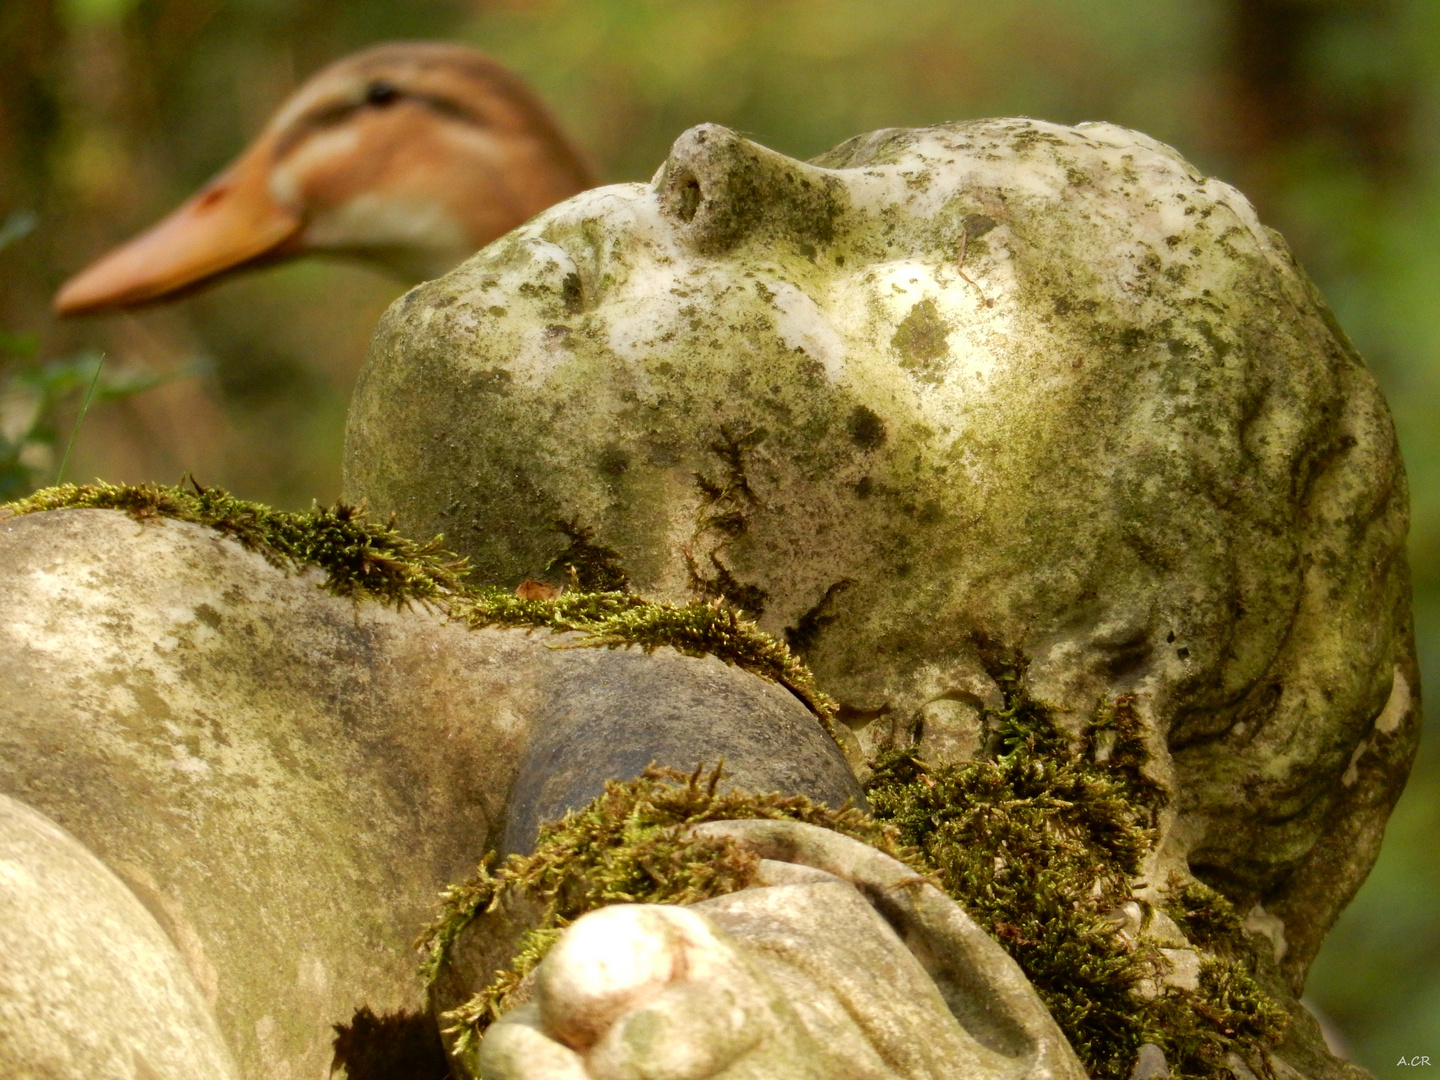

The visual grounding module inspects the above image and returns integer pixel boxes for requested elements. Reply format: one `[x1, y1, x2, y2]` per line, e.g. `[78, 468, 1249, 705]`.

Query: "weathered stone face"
[345, 119, 1419, 986]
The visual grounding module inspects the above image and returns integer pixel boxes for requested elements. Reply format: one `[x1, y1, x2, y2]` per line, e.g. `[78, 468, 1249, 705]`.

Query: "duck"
[54, 41, 593, 316]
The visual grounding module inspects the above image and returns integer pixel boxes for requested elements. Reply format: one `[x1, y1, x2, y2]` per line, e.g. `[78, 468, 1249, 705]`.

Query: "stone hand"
[477, 903, 836, 1080]
[475, 821, 1091, 1080]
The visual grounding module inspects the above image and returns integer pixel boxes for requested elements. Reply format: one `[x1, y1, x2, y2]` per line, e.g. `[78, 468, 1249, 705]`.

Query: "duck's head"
[54, 42, 593, 316]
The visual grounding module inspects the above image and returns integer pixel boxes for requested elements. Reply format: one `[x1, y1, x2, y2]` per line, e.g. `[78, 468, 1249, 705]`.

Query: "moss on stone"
[452, 586, 840, 738]
[420, 764, 902, 1058]
[421, 672, 1284, 1080]
[862, 675, 1286, 1080]
[890, 298, 951, 383]
[1, 482, 839, 737]
[1164, 877, 1248, 952]
[3, 479, 468, 608]
[6, 483, 1289, 1077]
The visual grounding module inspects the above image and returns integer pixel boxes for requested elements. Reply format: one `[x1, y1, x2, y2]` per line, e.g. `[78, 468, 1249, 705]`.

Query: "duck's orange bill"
[54, 143, 304, 317]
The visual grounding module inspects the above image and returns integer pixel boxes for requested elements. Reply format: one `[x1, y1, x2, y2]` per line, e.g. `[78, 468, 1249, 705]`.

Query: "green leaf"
[0, 211, 35, 254]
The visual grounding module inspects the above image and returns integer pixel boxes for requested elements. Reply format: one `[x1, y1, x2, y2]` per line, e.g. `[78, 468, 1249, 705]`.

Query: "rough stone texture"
[345, 119, 1420, 988]
[476, 821, 1087, 1080]
[0, 507, 849, 1080]
[0, 792, 240, 1080]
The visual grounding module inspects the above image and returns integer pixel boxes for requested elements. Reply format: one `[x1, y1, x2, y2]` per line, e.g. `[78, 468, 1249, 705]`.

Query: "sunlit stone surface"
[0, 793, 239, 1080]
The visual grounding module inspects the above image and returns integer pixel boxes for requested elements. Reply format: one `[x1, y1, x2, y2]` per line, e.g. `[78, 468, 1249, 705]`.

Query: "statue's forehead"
[490, 119, 1236, 301]
[818, 119, 1203, 205]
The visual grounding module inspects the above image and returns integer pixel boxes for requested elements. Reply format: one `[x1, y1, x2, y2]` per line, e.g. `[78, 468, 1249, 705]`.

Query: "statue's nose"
[655, 124, 847, 256]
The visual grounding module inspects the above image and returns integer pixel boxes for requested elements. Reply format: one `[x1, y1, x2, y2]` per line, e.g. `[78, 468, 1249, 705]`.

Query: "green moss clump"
[420, 764, 900, 1058]
[1156, 877, 1289, 1075]
[449, 591, 836, 738]
[4, 479, 467, 607]
[863, 678, 1286, 1080]
[1163, 877, 1247, 951]
[424, 685, 1282, 1079]
[2, 482, 838, 737]
[891, 298, 951, 383]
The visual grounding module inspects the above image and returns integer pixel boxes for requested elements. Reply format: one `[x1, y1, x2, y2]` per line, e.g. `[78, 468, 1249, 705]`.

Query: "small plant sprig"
[0, 211, 182, 499]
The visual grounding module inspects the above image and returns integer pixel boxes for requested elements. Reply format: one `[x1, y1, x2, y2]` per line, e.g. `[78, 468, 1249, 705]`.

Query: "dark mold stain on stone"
[962, 213, 997, 239]
[546, 519, 630, 592]
[466, 367, 513, 396]
[847, 405, 887, 450]
[1101, 632, 1152, 679]
[784, 579, 855, 654]
[686, 550, 769, 617]
[561, 271, 584, 315]
[597, 447, 630, 478]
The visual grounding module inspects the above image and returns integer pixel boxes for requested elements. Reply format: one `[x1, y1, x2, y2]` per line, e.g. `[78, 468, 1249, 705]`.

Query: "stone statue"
[0, 500, 1085, 1080]
[474, 821, 1089, 1080]
[347, 114, 1418, 995]
[0, 117, 1418, 1080]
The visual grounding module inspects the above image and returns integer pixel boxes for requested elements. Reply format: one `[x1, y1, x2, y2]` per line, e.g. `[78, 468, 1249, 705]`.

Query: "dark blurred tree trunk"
[0, 1, 63, 199]
[0, 0, 65, 328]
[1215, 0, 1412, 220]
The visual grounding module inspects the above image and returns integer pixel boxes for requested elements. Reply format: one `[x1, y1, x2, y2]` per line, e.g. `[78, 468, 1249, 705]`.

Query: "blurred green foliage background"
[0, 0, 1434, 1072]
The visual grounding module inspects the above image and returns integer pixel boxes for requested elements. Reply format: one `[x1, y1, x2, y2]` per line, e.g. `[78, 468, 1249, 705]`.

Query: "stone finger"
[478, 1003, 591, 1080]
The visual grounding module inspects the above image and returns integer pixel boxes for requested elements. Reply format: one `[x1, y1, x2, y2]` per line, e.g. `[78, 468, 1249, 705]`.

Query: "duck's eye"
[364, 80, 400, 106]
